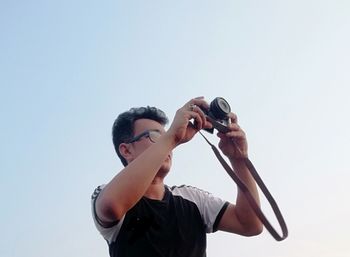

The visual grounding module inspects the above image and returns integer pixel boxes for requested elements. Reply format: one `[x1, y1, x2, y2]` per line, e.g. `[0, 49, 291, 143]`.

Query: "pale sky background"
[1, 1, 349, 257]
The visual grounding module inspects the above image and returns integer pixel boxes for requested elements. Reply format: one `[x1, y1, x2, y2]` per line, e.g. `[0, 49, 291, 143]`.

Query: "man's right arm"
[95, 133, 176, 224]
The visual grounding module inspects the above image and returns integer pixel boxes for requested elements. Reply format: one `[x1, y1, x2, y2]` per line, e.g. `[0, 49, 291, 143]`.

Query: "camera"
[200, 97, 231, 134]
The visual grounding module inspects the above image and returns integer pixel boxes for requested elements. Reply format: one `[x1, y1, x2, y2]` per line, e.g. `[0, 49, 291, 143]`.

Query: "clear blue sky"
[1, 1, 349, 257]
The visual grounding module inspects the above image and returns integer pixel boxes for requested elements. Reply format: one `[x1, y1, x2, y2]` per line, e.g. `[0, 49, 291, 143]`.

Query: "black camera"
[201, 97, 231, 133]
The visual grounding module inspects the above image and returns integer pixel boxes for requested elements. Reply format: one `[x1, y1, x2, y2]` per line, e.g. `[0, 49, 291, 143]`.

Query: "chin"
[158, 161, 171, 178]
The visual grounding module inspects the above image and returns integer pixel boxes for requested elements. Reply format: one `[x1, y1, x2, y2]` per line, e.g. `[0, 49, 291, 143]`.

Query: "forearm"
[98, 133, 176, 218]
[230, 158, 262, 229]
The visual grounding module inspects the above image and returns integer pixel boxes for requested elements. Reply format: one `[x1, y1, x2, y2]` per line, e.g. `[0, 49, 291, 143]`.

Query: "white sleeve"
[170, 185, 229, 233]
[91, 185, 125, 244]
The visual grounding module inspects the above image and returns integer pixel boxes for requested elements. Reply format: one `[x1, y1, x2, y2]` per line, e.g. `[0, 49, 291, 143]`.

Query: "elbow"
[97, 194, 126, 221]
[247, 227, 263, 237]
[242, 222, 263, 237]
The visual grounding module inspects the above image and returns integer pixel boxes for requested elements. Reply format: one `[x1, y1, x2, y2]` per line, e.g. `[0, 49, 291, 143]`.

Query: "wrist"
[229, 157, 248, 171]
[161, 131, 178, 149]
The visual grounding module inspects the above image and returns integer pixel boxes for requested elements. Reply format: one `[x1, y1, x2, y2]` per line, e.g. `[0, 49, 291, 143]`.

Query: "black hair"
[112, 106, 169, 166]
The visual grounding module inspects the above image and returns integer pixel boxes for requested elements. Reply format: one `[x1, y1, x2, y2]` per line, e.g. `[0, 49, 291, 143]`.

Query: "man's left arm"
[215, 113, 263, 236]
[217, 159, 263, 236]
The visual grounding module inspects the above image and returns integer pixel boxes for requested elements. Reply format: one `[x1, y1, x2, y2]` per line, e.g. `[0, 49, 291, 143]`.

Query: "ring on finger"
[189, 104, 196, 111]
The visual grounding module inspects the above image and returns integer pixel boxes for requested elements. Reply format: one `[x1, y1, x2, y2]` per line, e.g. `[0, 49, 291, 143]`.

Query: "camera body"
[200, 97, 231, 133]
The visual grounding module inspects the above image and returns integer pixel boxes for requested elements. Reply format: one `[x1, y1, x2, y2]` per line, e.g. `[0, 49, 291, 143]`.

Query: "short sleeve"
[91, 185, 125, 244]
[170, 185, 229, 233]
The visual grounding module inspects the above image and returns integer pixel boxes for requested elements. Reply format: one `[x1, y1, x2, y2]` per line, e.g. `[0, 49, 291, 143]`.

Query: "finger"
[188, 111, 204, 130]
[228, 112, 238, 124]
[184, 96, 203, 107]
[225, 130, 246, 139]
[191, 104, 207, 124]
[187, 97, 210, 111]
[185, 98, 210, 127]
[227, 123, 241, 131]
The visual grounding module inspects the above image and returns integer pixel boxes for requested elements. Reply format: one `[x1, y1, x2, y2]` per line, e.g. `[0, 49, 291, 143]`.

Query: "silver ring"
[189, 104, 196, 111]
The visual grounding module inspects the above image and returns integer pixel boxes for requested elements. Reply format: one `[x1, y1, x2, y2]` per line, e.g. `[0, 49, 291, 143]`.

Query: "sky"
[1, 1, 349, 257]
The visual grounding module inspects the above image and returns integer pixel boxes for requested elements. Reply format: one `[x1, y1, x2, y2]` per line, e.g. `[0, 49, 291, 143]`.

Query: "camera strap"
[199, 131, 288, 241]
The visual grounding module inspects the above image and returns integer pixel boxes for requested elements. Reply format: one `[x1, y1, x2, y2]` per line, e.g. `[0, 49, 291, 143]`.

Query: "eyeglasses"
[126, 130, 162, 144]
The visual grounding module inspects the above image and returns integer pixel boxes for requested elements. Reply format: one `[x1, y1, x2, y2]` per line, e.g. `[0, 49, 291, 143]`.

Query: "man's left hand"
[217, 113, 248, 160]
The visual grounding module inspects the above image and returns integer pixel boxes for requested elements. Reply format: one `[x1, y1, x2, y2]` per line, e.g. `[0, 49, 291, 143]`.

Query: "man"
[91, 97, 263, 257]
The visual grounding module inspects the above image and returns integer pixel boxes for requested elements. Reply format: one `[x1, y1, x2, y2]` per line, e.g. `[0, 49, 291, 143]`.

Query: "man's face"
[128, 118, 172, 176]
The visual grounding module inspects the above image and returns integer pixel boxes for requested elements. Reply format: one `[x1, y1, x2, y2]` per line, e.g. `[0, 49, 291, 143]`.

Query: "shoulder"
[169, 184, 211, 197]
[91, 184, 106, 201]
[168, 184, 215, 205]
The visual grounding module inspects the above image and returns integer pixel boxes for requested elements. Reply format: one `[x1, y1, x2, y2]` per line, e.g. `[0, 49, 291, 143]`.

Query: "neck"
[144, 177, 165, 200]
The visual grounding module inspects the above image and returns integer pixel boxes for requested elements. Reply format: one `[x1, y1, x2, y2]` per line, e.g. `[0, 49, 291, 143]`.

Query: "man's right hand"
[166, 97, 213, 146]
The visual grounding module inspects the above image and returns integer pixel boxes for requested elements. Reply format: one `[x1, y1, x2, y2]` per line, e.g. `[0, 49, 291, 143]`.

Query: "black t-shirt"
[92, 185, 228, 257]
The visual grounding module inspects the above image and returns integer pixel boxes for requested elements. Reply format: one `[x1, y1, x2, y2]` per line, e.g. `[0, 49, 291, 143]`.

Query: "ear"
[119, 143, 133, 163]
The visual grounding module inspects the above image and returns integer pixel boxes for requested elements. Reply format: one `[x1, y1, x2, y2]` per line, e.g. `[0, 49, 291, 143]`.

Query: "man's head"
[112, 106, 169, 166]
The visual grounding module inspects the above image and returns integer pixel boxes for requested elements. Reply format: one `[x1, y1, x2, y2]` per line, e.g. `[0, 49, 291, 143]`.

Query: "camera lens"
[210, 97, 231, 119]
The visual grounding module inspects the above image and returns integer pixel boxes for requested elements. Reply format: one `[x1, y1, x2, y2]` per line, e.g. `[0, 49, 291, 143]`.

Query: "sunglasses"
[126, 130, 162, 144]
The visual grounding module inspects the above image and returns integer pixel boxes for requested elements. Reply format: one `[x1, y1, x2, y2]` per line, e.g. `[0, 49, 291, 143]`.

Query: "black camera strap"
[199, 132, 288, 241]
